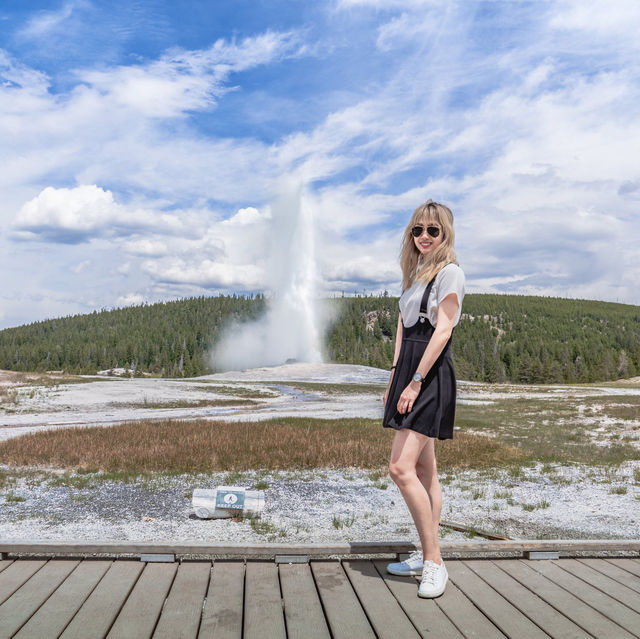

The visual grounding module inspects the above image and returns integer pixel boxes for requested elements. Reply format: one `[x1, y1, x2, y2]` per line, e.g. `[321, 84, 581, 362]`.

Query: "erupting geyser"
[212, 181, 323, 370]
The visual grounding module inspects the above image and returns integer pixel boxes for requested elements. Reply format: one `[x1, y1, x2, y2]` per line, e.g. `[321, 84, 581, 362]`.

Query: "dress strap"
[417, 276, 437, 322]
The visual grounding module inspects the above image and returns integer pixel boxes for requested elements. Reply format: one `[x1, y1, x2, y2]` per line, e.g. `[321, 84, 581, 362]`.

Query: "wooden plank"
[198, 561, 244, 639]
[0, 560, 45, 605]
[60, 561, 144, 639]
[1, 538, 639, 557]
[311, 561, 376, 638]
[14, 561, 111, 639]
[530, 560, 640, 636]
[463, 559, 590, 639]
[0, 560, 13, 574]
[107, 562, 177, 639]
[446, 560, 547, 639]
[244, 561, 286, 639]
[342, 560, 420, 638]
[422, 573, 506, 639]
[279, 563, 331, 639]
[372, 560, 464, 638]
[553, 559, 640, 613]
[606, 558, 640, 579]
[153, 562, 211, 639]
[0, 559, 79, 639]
[498, 559, 636, 639]
[0, 540, 421, 556]
[581, 558, 640, 593]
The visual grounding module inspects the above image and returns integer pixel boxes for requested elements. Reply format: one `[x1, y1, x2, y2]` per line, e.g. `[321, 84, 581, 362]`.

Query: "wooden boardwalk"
[0, 556, 639, 638]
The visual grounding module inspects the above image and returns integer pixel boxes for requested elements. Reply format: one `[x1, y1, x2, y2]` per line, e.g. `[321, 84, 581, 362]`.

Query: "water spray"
[212, 180, 323, 370]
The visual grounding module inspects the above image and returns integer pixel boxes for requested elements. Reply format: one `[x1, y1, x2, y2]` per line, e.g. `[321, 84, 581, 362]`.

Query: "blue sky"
[1, 0, 639, 329]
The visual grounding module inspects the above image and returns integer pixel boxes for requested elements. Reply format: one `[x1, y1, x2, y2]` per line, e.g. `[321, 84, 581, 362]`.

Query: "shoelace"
[406, 550, 423, 565]
[421, 562, 440, 586]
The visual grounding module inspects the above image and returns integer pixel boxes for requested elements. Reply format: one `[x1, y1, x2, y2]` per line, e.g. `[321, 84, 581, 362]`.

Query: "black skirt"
[382, 278, 456, 439]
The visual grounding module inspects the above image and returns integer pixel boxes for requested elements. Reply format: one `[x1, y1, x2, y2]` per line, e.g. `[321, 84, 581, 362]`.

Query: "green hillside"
[0, 293, 638, 383]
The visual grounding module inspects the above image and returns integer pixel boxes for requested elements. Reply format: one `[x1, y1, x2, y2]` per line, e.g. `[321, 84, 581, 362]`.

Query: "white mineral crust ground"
[1, 363, 638, 544]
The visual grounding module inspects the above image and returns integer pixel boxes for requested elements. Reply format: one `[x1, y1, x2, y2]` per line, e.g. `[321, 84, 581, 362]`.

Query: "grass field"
[0, 417, 524, 473]
[456, 395, 640, 465]
[1, 373, 639, 477]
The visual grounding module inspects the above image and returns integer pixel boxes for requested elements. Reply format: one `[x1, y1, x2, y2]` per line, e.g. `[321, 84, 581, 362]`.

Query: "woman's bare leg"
[415, 438, 442, 544]
[388, 429, 441, 564]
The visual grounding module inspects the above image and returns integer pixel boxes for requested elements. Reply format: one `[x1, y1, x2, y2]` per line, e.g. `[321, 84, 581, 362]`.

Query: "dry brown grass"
[0, 418, 523, 473]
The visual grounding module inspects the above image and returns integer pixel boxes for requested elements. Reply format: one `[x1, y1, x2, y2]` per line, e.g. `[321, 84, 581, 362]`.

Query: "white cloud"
[141, 257, 263, 290]
[222, 206, 269, 226]
[324, 255, 399, 286]
[71, 259, 90, 273]
[77, 31, 301, 118]
[550, 0, 640, 43]
[375, 8, 442, 51]
[0, 37, 292, 201]
[122, 239, 168, 256]
[116, 293, 145, 307]
[0, 48, 50, 92]
[17, 1, 83, 39]
[12, 185, 183, 243]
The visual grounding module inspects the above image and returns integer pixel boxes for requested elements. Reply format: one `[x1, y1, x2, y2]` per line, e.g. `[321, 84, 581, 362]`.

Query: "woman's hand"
[397, 380, 421, 414]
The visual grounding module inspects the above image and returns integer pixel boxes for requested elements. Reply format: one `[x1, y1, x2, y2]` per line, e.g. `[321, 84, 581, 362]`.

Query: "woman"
[382, 199, 465, 598]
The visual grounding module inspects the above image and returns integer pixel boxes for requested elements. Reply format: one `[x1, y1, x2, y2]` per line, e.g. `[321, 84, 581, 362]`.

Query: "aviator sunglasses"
[411, 224, 441, 238]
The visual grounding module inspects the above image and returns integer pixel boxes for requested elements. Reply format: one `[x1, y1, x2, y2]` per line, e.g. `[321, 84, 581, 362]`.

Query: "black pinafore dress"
[382, 276, 456, 440]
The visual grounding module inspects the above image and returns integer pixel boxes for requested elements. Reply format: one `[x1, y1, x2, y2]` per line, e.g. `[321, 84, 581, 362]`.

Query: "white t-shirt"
[399, 263, 465, 328]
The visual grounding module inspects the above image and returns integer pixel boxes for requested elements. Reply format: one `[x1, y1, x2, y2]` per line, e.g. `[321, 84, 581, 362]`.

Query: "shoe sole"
[386, 566, 423, 576]
[418, 584, 447, 598]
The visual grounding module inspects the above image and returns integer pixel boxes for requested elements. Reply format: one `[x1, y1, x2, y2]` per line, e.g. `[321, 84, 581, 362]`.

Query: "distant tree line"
[0, 293, 638, 384]
[328, 293, 640, 383]
[0, 295, 266, 378]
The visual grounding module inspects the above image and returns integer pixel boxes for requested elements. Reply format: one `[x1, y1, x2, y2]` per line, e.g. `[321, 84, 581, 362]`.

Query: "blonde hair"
[400, 199, 458, 291]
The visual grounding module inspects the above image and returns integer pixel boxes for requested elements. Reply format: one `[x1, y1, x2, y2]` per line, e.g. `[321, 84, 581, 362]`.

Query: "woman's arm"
[396, 293, 459, 414]
[383, 312, 403, 407]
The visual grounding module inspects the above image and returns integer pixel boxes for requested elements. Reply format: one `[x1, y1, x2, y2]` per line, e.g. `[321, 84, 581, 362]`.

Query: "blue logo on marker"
[216, 490, 245, 510]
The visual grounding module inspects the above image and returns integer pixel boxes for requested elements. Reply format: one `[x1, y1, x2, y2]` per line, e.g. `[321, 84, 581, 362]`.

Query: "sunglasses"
[411, 224, 441, 238]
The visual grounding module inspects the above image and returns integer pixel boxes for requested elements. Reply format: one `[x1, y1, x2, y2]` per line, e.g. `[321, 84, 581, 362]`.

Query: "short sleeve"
[436, 264, 465, 308]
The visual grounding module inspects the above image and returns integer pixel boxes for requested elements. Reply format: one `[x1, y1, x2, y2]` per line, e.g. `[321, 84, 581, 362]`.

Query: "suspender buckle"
[418, 312, 428, 323]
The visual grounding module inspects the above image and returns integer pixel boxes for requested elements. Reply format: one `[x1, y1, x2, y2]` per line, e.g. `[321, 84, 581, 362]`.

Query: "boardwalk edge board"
[0, 539, 638, 559]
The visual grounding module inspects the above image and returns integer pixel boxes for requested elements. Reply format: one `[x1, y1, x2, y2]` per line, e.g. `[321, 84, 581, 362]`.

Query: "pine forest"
[0, 293, 638, 384]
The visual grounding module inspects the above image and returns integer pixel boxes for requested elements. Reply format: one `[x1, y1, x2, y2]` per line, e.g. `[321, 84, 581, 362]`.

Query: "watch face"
[413, 373, 422, 382]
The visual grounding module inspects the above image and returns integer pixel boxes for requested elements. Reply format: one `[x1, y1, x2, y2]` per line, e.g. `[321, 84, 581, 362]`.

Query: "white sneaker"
[418, 559, 448, 598]
[387, 550, 423, 576]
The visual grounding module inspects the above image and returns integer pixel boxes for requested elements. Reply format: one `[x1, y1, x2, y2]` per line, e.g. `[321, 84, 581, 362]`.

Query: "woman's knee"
[388, 460, 415, 485]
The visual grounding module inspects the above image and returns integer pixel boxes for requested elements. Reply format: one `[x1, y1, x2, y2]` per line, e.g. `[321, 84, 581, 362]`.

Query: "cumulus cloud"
[324, 255, 399, 286]
[222, 206, 270, 226]
[141, 257, 264, 290]
[12, 185, 182, 243]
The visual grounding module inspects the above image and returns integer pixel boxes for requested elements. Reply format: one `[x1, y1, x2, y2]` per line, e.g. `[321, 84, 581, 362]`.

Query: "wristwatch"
[412, 372, 424, 384]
